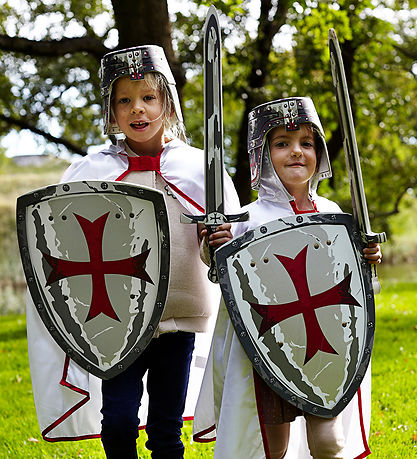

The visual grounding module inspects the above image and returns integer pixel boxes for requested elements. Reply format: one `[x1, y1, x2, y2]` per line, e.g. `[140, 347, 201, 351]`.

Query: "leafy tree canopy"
[0, 0, 416, 235]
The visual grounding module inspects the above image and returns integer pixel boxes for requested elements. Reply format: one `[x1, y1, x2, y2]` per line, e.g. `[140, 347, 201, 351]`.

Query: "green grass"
[1, 274, 417, 458]
[0, 315, 214, 458]
[369, 273, 417, 458]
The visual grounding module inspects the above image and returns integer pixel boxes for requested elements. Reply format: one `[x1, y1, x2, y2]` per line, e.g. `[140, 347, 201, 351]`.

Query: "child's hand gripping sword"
[329, 29, 386, 294]
[181, 6, 248, 283]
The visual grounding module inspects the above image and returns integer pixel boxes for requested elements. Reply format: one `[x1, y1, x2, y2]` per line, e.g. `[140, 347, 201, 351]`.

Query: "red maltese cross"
[42, 212, 153, 322]
[250, 245, 360, 364]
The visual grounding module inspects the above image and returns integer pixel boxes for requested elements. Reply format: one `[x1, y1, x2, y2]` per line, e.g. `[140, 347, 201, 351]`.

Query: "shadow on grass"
[0, 327, 27, 342]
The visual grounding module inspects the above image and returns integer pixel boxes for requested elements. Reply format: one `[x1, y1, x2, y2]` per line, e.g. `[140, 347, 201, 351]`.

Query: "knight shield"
[216, 213, 375, 418]
[17, 181, 170, 380]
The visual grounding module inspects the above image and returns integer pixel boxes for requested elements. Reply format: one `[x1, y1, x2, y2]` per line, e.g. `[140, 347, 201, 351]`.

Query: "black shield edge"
[16, 180, 170, 380]
[215, 212, 375, 418]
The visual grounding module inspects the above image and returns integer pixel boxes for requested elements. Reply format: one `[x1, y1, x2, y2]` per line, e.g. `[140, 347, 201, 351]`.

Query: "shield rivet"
[49, 326, 55, 332]
[18, 214, 24, 222]
[36, 303, 42, 310]
[250, 261, 256, 267]
[365, 347, 370, 354]
[162, 275, 167, 280]
[156, 302, 162, 308]
[22, 246, 28, 252]
[240, 331, 246, 337]
[331, 215, 336, 220]
[312, 407, 318, 413]
[130, 294, 135, 299]
[63, 184, 70, 192]
[296, 216, 303, 223]
[326, 240, 331, 245]
[229, 300, 236, 307]
[86, 365, 91, 370]
[115, 213, 121, 219]
[67, 348, 72, 353]
[367, 321, 374, 328]
[291, 395, 296, 402]
[101, 182, 108, 190]
[159, 210, 165, 216]
[342, 322, 347, 327]
[263, 257, 269, 263]
[254, 356, 260, 363]
[34, 192, 39, 199]
[260, 226, 267, 234]
[138, 189, 144, 195]
[62, 215, 67, 221]
[314, 243, 319, 249]
[129, 213, 135, 218]
[355, 375, 361, 381]
[343, 397, 348, 403]
[28, 277, 34, 283]
[162, 242, 168, 249]
[148, 325, 154, 331]
[118, 364, 123, 370]
[48, 216, 53, 221]
[134, 347, 141, 353]
[232, 241, 238, 247]
[219, 267, 226, 275]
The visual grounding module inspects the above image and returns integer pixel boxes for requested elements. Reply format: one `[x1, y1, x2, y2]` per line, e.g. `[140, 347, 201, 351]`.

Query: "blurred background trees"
[0, 0, 416, 238]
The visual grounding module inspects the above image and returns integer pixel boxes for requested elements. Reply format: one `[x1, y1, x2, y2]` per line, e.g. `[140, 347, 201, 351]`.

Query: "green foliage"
[0, 0, 416, 232]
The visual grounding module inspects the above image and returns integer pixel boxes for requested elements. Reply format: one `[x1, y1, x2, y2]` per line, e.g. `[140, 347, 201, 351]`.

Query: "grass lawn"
[1, 272, 417, 458]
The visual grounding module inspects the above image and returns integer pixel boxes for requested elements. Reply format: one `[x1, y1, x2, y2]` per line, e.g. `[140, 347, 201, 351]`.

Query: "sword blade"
[329, 28, 386, 245]
[204, 6, 225, 222]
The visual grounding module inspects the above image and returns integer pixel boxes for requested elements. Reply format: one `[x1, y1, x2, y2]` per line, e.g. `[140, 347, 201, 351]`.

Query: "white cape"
[193, 159, 372, 458]
[27, 138, 240, 441]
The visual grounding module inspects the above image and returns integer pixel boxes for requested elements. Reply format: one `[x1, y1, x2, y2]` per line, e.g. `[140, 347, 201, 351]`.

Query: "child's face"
[268, 124, 317, 196]
[112, 77, 165, 154]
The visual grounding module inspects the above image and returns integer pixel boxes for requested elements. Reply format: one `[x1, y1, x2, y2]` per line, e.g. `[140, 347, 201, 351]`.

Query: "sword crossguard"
[181, 210, 249, 283]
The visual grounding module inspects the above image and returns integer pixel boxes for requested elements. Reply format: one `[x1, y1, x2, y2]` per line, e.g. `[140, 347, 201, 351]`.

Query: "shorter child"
[193, 97, 381, 459]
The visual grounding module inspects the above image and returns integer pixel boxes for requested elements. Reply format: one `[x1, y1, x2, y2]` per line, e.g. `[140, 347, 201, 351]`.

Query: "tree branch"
[375, 186, 415, 219]
[0, 113, 87, 156]
[0, 35, 109, 60]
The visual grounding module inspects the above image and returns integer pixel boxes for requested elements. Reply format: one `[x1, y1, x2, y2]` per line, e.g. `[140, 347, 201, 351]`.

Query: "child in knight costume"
[26, 45, 239, 458]
[193, 97, 381, 458]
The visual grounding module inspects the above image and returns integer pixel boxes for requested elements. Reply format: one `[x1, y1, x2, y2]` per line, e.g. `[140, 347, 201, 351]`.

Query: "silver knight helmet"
[100, 45, 183, 135]
[248, 97, 332, 190]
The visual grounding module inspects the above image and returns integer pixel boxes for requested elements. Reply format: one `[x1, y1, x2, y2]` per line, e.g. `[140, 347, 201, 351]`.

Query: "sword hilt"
[181, 210, 249, 283]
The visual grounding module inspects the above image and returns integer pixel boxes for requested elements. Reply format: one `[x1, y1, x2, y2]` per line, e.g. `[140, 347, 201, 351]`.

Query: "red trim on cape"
[289, 199, 318, 214]
[41, 356, 100, 442]
[354, 387, 371, 458]
[192, 424, 217, 443]
[115, 149, 205, 213]
[253, 369, 272, 459]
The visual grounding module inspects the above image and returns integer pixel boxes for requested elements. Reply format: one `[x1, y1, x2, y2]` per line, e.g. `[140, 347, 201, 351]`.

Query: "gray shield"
[17, 181, 170, 380]
[216, 213, 374, 418]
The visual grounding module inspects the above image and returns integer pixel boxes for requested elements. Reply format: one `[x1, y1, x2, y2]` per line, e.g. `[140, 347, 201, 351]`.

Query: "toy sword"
[181, 6, 248, 282]
[329, 28, 386, 293]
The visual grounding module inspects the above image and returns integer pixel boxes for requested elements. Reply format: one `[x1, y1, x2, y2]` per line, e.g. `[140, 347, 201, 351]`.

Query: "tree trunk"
[111, 0, 186, 100]
[233, 0, 291, 205]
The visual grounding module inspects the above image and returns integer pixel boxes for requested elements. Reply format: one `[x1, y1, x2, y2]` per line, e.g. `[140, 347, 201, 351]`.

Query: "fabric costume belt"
[115, 150, 205, 214]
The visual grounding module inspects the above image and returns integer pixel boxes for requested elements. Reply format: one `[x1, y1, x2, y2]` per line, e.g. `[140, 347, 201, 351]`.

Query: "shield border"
[17, 180, 170, 380]
[215, 212, 375, 418]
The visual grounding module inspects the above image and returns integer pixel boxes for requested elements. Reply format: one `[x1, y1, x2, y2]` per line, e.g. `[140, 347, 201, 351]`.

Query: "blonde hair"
[112, 73, 186, 142]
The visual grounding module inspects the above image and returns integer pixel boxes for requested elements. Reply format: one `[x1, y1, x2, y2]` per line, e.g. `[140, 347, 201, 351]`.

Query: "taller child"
[26, 46, 238, 458]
